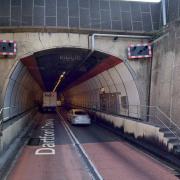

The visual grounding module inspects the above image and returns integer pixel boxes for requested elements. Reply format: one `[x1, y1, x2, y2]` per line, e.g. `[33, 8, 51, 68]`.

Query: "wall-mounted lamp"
[100, 87, 105, 94]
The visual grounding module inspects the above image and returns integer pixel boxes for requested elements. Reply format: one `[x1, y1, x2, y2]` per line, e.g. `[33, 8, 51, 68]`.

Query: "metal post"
[0, 108, 3, 137]
[162, 0, 167, 26]
[0, 108, 3, 154]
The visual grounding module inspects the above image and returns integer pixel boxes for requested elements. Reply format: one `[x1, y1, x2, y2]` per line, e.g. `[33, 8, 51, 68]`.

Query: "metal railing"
[118, 105, 180, 142]
[112, 105, 180, 141]
[154, 107, 180, 141]
[109, 104, 180, 150]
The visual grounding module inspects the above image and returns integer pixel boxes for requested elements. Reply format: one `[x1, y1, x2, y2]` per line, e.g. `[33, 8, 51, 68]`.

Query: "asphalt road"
[7, 111, 179, 180]
[7, 113, 92, 180]
[60, 110, 179, 180]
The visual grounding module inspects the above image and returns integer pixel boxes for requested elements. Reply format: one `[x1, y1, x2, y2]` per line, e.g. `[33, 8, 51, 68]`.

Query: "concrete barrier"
[0, 109, 39, 179]
[93, 112, 173, 151]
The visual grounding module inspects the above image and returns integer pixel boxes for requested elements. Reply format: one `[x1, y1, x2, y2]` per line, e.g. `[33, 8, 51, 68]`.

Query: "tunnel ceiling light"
[121, 0, 161, 2]
[52, 72, 66, 92]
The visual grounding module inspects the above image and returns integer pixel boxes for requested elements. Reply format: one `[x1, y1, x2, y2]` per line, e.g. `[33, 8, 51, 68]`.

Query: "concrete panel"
[109, 67, 126, 94]
[93, 76, 102, 89]
[0, 0, 162, 32]
[9, 82, 18, 118]
[45, 0, 56, 17]
[116, 64, 133, 82]
[2, 111, 34, 152]
[34, 0, 44, 6]
[57, 0, 68, 7]
[102, 71, 116, 93]
[10, 62, 23, 81]
[80, 8, 90, 28]
[124, 80, 139, 104]
[33, 6, 45, 26]
[88, 78, 97, 90]
[3, 80, 14, 107]
[110, 1, 120, 21]
[0, 0, 10, 16]
[57, 7, 68, 27]
[11, 0, 21, 6]
[121, 12, 132, 31]
[150, 22, 180, 127]
[97, 74, 110, 93]
[2, 60, 41, 122]
[116, 64, 139, 107]
[94, 111, 170, 149]
[115, 84, 126, 96]
[3, 79, 15, 120]
[11, 6, 21, 26]
[14, 84, 21, 114]
[142, 13, 152, 32]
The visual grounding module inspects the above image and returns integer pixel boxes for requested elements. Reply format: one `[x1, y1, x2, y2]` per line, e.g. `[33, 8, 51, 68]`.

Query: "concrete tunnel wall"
[150, 20, 180, 127]
[2, 61, 42, 121]
[64, 62, 141, 118]
[0, 60, 42, 159]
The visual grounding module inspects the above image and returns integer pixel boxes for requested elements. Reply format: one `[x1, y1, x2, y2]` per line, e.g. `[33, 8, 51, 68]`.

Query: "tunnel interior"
[3, 47, 142, 123]
[35, 48, 91, 92]
[21, 48, 121, 92]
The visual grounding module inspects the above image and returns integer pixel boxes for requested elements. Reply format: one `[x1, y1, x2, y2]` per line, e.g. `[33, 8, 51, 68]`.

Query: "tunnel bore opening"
[19, 47, 135, 117]
[2, 46, 142, 134]
[21, 47, 121, 93]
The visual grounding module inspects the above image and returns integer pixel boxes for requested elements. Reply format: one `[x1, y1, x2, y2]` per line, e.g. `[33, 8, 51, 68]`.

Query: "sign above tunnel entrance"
[59, 55, 81, 62]
[128, 44, 152, 59]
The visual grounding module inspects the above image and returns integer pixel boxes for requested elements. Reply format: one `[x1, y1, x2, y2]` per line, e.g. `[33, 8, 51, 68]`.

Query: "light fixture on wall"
[100, 87, 105, 94]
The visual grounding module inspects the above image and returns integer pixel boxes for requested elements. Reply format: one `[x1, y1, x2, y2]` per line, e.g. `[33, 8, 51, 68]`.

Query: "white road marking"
[57, 111, 103, 180]
[35, 118, 56, 155]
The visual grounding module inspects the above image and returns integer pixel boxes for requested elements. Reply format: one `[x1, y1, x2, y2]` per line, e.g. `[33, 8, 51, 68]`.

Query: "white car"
[68, 109, 91, 125]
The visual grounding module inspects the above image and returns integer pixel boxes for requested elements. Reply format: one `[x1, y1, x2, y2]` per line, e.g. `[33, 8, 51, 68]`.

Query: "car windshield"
[74, 111, 87, 115]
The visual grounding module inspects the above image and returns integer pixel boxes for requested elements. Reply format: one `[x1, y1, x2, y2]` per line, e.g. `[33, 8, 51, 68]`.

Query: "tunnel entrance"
[19, 47, 139, 118]
[3, 46, 141, 128]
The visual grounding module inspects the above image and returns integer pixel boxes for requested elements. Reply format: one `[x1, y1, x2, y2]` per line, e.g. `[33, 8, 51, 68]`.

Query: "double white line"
[57, 111, 103, 180]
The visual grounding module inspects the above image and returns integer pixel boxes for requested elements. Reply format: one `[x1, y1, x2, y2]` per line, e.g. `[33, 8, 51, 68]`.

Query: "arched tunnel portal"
[2, 47, 141, 125]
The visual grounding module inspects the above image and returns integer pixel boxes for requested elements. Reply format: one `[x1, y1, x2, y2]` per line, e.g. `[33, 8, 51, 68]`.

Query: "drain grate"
[27, 138, 40, 146]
